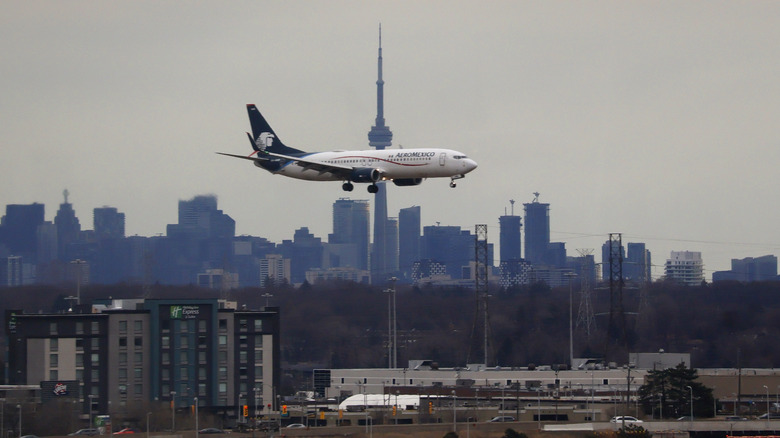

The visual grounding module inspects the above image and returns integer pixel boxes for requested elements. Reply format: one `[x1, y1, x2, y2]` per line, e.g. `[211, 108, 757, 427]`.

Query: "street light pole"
[764, 385, 770, 426]
[686, 386, 693, 422]
[452, 390, 457, 432]
[16, 405, 21, 438]
[170, 391, 176, 432]
[146, 412, 151, 438]
[195, 397, 199, 438]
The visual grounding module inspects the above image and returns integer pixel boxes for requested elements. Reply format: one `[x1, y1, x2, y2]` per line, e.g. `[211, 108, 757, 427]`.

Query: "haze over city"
[2, 1, 779, 279]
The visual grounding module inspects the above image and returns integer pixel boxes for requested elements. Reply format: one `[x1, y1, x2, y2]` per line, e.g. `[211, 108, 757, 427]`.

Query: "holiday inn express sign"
[170, 305, 201, 319]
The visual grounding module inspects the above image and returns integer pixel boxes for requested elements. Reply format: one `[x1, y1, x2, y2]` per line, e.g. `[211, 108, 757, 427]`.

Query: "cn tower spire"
[368, 24, 392, 149]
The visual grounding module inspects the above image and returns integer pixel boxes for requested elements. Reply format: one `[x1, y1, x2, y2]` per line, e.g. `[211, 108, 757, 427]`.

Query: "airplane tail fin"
[246, 104, 304, 155]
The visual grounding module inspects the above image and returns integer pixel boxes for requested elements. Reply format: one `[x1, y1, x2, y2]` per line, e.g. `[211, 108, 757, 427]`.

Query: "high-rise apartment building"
[398, 206, 421, 280]
[626, 242, 652, 283]
[523, 195, 550, 266]
[664, 251, 704, 286]
[499, 209, 522, 263]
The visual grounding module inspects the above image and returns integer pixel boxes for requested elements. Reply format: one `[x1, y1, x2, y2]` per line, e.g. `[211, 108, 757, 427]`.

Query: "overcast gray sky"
[2, 1, 779, 280]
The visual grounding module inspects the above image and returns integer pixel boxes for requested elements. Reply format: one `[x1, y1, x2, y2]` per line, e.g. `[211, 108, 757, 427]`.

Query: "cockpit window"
[453, 155, 468, 159]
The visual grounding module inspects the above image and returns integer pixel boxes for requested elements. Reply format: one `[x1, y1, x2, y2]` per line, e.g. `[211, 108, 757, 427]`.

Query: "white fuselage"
[272, 148, 477, 182]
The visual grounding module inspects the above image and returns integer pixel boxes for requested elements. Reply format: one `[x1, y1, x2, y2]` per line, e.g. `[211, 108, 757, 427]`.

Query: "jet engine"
[392, 178, 423, 186]
[350, 168, 382, 183]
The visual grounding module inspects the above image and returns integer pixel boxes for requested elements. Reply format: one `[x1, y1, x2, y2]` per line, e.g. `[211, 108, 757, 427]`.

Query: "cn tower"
[368, 24, 393, 284]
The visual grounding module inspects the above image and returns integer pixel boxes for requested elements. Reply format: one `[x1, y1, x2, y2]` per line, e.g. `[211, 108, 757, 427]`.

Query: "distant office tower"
[398, 206, 421, 279]
[420, 225, 474, 279]
[713, 255, 778, 282]
[94, 206, 126, 239]
[368, 26, 394, 284]
[167, 195, 235, 239]
[386, 217, 399, 274]
[1, 202, 45, 261]
[499, 202, 522, 263]
[664, 251, 704, 286]
[499, 259, 532, 287]
[36, 221, 58, 265]
[329, 199, 370, 271]
[54, 190, 81, 260]
[524, 194, 550, 265]
[626, 242, 652, 283]
[277, 227, 324, 285]
[0, 256, 23, 286]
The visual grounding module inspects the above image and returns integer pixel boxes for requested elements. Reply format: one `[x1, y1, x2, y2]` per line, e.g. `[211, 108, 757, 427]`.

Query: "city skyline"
[3, 2, 780, 278]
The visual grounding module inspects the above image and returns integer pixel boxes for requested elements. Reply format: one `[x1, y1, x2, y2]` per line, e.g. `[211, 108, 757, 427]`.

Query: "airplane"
[218, 104, 478, 193]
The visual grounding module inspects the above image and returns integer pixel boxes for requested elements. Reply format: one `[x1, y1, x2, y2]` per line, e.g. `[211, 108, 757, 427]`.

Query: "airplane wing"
[263, 151, 354, 176]
[217, 151, 356, 178]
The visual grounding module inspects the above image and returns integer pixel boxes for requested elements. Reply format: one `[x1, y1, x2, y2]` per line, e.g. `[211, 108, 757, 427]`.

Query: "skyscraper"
[368, 25, 394, 284]
[626, 242, 651, 283]
[329, 198, 370, 271]
[398, 206, 421, 279]
[499, 200, 522, 263]
[664, 251, 704, 286]
[523, 193, 550, 265]
[94, 206, 126, 239]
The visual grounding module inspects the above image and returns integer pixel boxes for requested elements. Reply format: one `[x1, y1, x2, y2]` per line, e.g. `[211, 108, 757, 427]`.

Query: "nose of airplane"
[465, 159, 478, 173]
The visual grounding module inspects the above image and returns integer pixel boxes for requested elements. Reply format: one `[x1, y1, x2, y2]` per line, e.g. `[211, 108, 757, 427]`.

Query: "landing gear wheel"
[368, 184, 379, 194]
[342, 182, 354, 192]
[450, 181, 457, 188]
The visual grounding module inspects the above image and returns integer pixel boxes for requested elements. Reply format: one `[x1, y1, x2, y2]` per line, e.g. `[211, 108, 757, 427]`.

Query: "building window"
[50, 338, 58, 351]
[219, 335, 227, 346]
[181, 367, 188, 380]
[50, 370, 58, 380]
[119, 320, 127, 333]
[119, 368, 127, 380]
[162, 336, 170, 348]
[198, 335, 207, 347]
[162, 351, 170, 364]
[91, 321, 99, 333]
[134, 337, 142, 347]
[76, 353, 84, 367]
[199, 367, 206, 380]
[91, 369, 99, 382]
[255, 366, 263, 377]
[76, 369, 83, 381]
[180, 336, 189, 348]
[119, 337, 127, 347]
[239, 319, 248, 331]
[240, 335, 248, 346]
[91, 353, 99, 365]
[199, 383, 206, 397]
[76, 322, 84, 334]
[91, 338, 99, 349]
[254, 319, 262, 332]
[240, 351, 247, 363]
[240, 367, 247, 377]
[199, 351, 206, 364]
[134, 368, 142, 379]
[162, 368, 170, 381]
[135, 384, 143, 395]
[134, 352, 143, 363]
[50, 354, 58, 368]
[119, 384, 127, 394]
[49, 322, 58, 335]
[218, 350, 227, 363]
[180, 351, 188, 364]
[219, 383, 227, 394]
[134, 320, 142, 333]
[199, 320, 207, 332]
[255, 336, 263, 348]
[219, 367, 227, 380]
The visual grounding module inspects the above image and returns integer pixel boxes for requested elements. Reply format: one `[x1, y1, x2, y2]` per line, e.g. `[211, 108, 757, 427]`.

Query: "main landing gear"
[342, 182, 354, 192]
[368, 184, 379, 194]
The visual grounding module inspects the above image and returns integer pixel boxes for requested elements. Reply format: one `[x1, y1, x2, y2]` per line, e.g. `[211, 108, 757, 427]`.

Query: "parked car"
[68, 430, 99, 436]
[610, 416, 643, 423]
[113, 428, 140, 434]
[676, 416, 693, 421]
[725, 416, 747, 421]
[285, 423, 307, 429]
[198, 428, 225, 434]
[757, 413, 780, 420]
[488, 416, 516, 422]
